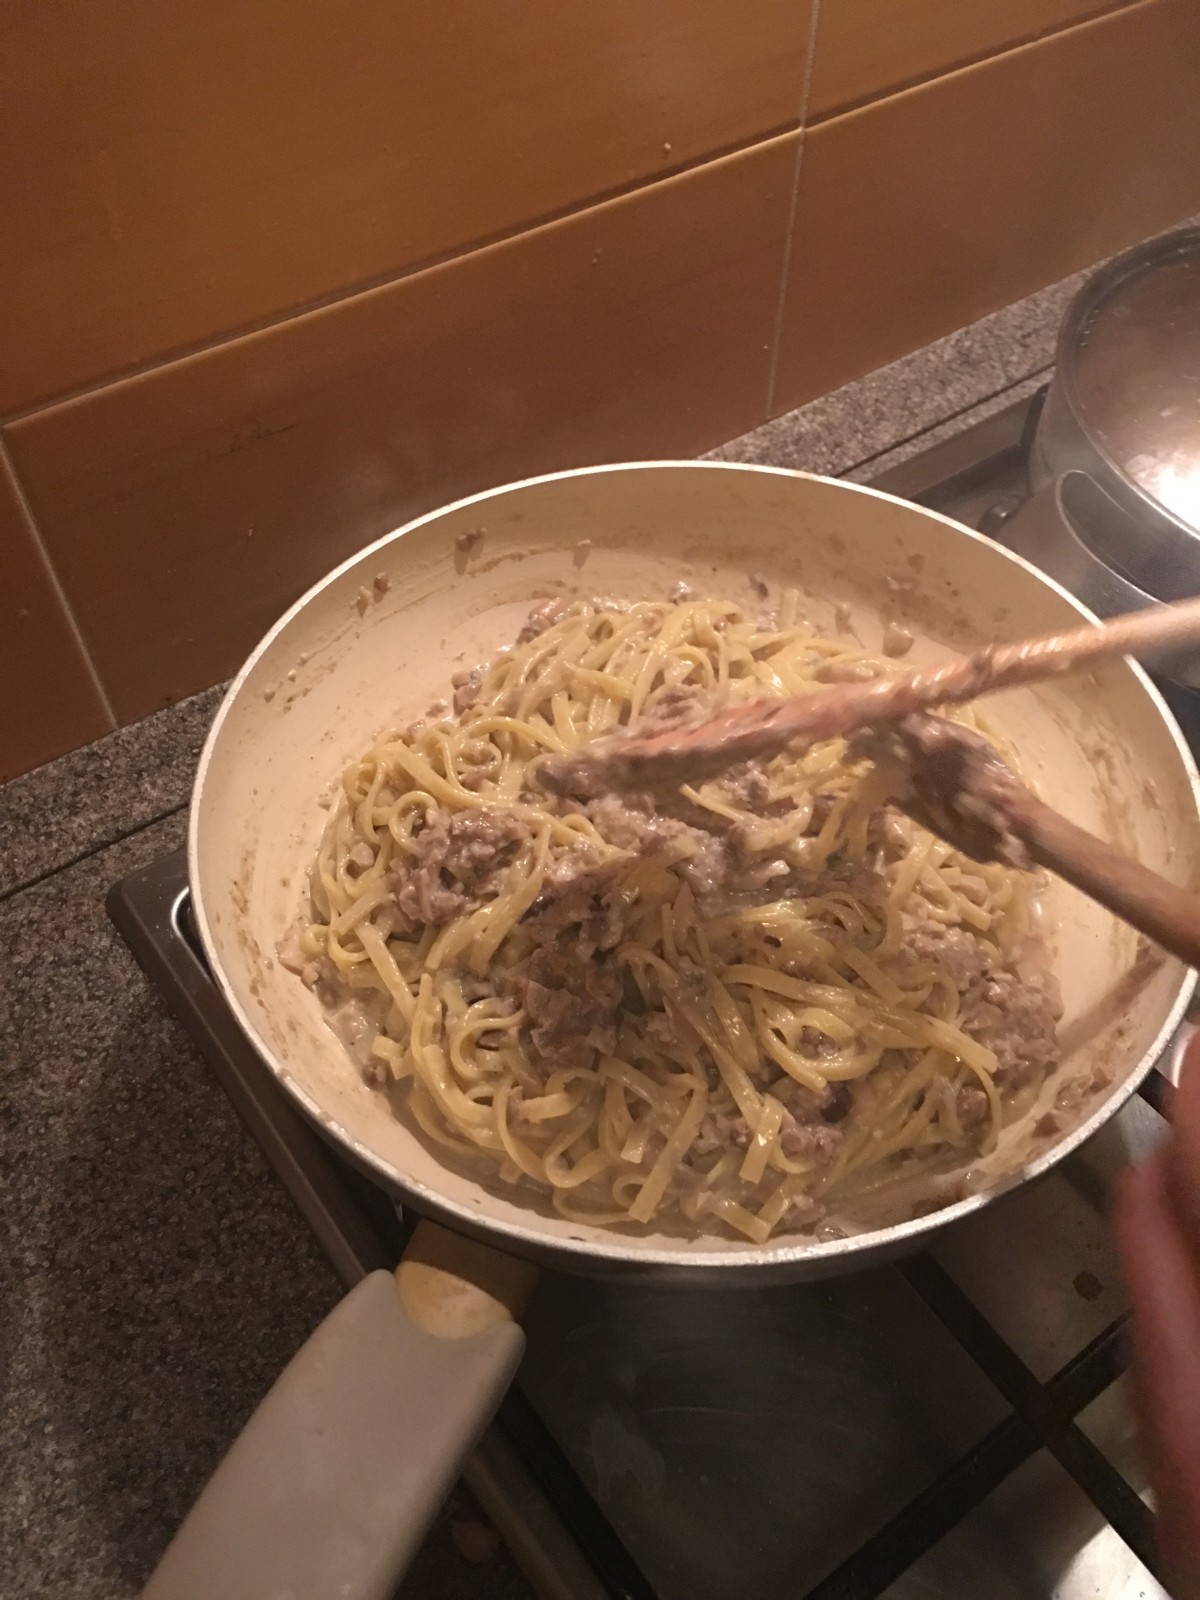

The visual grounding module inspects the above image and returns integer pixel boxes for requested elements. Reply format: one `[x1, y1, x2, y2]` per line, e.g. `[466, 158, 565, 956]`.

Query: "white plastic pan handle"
[143, 1221, 536, 1600]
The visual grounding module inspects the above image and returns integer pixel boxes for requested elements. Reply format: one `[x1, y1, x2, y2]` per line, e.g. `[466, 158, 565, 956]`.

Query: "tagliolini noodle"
[282, 593, 1061, 1243]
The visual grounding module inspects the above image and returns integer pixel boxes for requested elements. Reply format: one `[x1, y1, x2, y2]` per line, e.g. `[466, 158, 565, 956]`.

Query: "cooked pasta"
[280, 593, 1061, 1242]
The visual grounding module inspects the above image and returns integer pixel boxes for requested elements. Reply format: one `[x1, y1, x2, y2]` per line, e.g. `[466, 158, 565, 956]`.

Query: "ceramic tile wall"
[0, 0, 815, 413]
[806, 0, 1137, 118]
[3, 0, 1196, 774]
[7, 135, 798, 722]
[775, 0, 1200, 412]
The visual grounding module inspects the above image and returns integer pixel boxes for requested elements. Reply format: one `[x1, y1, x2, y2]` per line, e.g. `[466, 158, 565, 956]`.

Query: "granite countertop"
[0, 256, 1111, 1600]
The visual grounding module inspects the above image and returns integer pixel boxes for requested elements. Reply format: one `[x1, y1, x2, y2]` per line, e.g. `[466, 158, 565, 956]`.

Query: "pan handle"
[143, 1220, 537, 1600]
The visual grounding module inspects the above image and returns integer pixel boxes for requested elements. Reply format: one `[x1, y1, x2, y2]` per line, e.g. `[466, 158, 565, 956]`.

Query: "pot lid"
[1067, 227, 1200, 530]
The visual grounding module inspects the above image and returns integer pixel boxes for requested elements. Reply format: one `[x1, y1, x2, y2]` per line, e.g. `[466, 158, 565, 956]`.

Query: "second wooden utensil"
[857, 713, 1200, 972]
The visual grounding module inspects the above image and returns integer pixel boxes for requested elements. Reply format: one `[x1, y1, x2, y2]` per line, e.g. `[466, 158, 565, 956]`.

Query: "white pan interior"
[190, 463, 1199, 1275]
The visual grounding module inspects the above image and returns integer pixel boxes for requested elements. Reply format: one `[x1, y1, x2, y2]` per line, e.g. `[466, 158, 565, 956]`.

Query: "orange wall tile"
[808, 0, 1132, 119]
[5, 134, 797, 725]
[0, 0, 813, 415]
[0, 454, 111, 779]
[775, 0, 1200, 415]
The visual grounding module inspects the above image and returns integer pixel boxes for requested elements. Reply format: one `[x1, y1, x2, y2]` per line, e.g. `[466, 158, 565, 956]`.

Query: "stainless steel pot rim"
[1054, 224, 1200, 546]
[188, 459, 1200, 1277]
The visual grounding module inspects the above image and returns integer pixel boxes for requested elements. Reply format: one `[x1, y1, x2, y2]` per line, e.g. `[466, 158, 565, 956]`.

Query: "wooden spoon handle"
[1009, 790, 1200, 969]
[573, 595, 1200, 787]
[743, 594, 1200, 756]
[903, 592, 1200, 708]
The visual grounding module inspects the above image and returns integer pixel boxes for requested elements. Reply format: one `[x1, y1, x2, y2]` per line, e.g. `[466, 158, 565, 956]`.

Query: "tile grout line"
[0, 119, 801, 431]
[805, 0, 1135, 128]
[0, 436, 118, 729]
[0, 798, 189, 906]
[764, 0, 822, 421]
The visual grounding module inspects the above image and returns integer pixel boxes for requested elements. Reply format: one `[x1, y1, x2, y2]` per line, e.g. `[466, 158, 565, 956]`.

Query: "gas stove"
[110, 390, 1190, 1600]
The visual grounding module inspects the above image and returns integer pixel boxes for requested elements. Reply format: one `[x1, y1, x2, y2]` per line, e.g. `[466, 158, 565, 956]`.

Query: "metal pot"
[1003, 469, 1200, 690]
[1007, 226, 1200, 687]
[148, 462, 1199, 1600]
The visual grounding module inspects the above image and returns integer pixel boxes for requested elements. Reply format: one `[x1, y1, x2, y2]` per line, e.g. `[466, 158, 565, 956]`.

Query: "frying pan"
[149, 463, 1199, 1600]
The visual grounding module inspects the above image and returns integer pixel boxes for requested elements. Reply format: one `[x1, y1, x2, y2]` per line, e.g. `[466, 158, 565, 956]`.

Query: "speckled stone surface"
[842, 369, 1052, 485]
[0, 684, 225, 898]
[0, 810, 534, 1600]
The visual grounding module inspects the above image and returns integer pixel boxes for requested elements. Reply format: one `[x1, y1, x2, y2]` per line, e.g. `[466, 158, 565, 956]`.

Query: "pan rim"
[188, 459, 1200, 1274]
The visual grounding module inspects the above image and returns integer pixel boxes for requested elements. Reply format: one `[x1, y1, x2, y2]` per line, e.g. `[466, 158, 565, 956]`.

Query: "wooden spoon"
[856, 714, 1200, 971]
[543, 594, 1200, 794]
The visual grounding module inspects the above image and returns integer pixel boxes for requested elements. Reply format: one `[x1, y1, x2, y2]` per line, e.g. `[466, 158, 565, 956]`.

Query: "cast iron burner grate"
[110, 391, 1184, 1600]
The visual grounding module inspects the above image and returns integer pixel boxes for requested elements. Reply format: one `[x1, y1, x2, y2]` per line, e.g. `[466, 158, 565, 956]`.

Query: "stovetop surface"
[110, 391, 1189, 1600]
